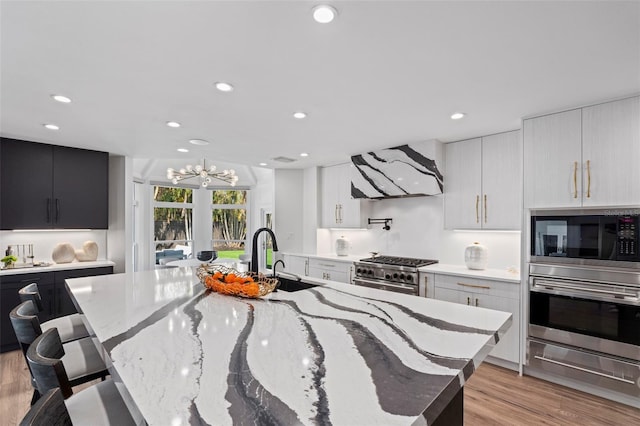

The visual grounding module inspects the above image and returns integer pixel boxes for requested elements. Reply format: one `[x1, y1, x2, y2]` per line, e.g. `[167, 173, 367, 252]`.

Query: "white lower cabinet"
[308, 258, 352, 283]
[282, 254, 309, 277]
[281, 254, 353, 284]
[433, 274, 520, 366]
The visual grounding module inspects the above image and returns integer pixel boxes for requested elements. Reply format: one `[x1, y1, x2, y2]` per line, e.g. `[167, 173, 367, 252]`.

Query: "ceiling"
[1, 1, 639, 172]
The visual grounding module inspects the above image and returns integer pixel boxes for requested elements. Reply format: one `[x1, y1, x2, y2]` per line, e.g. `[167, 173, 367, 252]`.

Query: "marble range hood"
[351, 139, 444, 199]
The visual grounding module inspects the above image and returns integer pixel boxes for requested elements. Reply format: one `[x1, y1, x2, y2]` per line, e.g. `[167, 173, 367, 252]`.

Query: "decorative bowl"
[196, 264, 278, 298]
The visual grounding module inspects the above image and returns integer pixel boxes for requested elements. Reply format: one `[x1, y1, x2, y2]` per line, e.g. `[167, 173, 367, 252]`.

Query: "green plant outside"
[216, 249, 272, 267]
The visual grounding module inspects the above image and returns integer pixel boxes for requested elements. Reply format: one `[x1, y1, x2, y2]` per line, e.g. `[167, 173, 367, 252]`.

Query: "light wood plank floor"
[1, 349, 638, 425]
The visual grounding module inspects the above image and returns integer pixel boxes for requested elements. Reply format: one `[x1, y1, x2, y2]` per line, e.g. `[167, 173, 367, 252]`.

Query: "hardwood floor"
[1, 349, 638, 425]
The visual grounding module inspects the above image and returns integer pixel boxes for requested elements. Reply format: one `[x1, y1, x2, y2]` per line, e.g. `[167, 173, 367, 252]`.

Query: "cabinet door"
[444, 138, 482, 229]
[320, 165, 340, 227]
[582, 96, 640, 207]
[53, 146, 109, 229]
[523, 109, 582, 208]
[54, 267, 113, 317]
[482, 131, 522, 230]
[473, 293, 520, 364]
[434, 286, 465, 304]
[283, 255, 309, 277]
[337, 163, 367, 228]
[0, 272, 55, 352]
[0, 138, 54, 229]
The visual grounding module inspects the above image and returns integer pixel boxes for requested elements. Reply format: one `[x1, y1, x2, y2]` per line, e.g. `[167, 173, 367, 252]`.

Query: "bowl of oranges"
[196, 264, 278, 298]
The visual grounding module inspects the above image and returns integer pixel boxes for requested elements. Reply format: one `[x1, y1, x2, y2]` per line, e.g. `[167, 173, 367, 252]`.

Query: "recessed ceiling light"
[215, 82, 234, 92]
[451, 112, 466, 120]
[51, 95, 71, 103]
[259, 162, 268, 166]
[189, 139, 209, 146]
[166, 121, 181, 128]
[300, 152, 309, 157]
[312, 5, 337, 23]
[293, 112, 307, 119]
[44, 124, 59, 130]
[177, 148, 189, 153]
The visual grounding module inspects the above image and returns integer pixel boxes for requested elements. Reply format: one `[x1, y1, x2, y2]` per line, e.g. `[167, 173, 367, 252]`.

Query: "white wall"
[107, 155, 133, 273]
[273, 169, 304, 253]
[302, 167, 319, 253]
[0, 230, 108, 263]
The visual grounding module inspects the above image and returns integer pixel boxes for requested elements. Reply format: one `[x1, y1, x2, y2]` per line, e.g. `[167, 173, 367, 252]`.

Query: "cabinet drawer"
[308, 258, 352, 274]
[433, 274, 519, 299]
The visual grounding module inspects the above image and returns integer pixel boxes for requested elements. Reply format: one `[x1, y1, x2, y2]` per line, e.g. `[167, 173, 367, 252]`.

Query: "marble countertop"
[419, 264, 521, 283]
[66, 268, 511, 425]
[0, 259, 115, 276]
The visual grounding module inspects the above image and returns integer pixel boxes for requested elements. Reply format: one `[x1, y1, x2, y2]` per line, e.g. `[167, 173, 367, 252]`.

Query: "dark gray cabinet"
[0, 272, 55, 352]
[0, 138, 109, 230]
[0, 266, 113, 353]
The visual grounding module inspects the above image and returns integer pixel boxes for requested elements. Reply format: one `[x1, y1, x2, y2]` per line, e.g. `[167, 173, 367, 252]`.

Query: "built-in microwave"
[530, 210, 640, 267]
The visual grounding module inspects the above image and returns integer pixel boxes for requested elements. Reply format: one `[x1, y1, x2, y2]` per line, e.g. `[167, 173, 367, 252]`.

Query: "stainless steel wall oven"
[527, 264, 640, 401]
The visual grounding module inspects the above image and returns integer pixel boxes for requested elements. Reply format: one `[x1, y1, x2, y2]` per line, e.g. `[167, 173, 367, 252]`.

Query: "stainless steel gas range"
[353, 255, 438, 296]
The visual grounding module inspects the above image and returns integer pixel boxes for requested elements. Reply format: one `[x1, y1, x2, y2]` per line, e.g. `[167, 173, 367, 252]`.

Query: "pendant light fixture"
[167, 159, 238, 187]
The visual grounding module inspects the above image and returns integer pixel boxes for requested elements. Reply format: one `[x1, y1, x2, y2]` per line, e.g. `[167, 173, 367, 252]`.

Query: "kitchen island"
[66, 267, 511, 425]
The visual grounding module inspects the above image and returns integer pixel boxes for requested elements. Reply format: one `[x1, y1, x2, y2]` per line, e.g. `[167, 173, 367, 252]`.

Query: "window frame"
[152, 185, 195, 257]
[210, 188, 250, 258]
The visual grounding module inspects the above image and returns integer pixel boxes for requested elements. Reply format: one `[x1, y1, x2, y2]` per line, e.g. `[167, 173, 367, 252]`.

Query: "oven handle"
[534, 355, 636, 385]
[531, 278, 640, 305]
[353, 278, 417, 294]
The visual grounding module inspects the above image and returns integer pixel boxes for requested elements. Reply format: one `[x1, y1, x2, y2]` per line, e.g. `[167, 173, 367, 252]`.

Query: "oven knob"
[399, 274, 405, 280]
[356, 268, 362, 274]
[368, 269, 374, 275]
[385, 274, 391, 280]
[406, 275, 413, 282]
[393, 273, 398, 279]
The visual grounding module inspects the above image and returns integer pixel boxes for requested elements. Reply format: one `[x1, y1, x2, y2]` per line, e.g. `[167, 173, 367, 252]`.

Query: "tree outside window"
[212, 190, 247, 259]
[154, 186, 193, 262]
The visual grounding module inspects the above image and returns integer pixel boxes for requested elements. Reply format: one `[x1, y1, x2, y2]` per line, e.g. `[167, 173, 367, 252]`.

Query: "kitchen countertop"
[419, 263, 521, 284]
[66, 267, 511, 425]
[0, 259, 115, 276]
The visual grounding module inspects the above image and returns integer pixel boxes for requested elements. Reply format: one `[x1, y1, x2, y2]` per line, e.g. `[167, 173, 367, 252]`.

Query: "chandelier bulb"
[195, 165, 203, 173]
[205, 177, 212, 183]
[186, 165, 193, 172]
[202, 181, 208, 188]
[229, 169, 235, 175]
[172, 178, 178, 184]
[209, 165, 216, 172]
[179, 168, 186, 174]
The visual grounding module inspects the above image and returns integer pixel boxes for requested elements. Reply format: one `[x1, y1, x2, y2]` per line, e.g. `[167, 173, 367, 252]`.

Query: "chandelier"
[167, 159, 238, 187]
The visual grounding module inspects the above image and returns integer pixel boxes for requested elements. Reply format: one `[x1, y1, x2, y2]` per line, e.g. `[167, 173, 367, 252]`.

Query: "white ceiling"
[1, 1, 639, 171]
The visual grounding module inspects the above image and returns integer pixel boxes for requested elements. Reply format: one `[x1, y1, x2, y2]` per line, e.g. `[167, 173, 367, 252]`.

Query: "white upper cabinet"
[524, 95, 639, 209]
[321, 163, 369, 228]
[444, 138, 482, 229]
[445, 130, 522, 230]
[582, 96, 640, 207]
[523, 109, 582, 209]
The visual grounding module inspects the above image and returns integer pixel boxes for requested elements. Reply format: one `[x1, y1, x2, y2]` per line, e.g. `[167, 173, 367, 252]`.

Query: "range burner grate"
[359, 255, 438, 268]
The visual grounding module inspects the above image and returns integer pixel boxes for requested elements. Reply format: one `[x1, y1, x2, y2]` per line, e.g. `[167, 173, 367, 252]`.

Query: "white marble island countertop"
[66, 267, 511, 425]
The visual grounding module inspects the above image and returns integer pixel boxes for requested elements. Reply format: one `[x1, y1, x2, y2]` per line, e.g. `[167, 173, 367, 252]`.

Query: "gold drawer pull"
[457, 282, 491, 290]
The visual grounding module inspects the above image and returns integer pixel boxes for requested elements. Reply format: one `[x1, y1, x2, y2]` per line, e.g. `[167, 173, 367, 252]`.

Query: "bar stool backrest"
[18, 283, 44, 312]
[19, 388, 72, 426]
[26, 328, 72, 399]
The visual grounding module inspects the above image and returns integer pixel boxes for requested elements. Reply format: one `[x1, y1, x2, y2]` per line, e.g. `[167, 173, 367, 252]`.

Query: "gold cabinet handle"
[475, 195, 480, 223]
[587, 160, 592, 198]
[335, 204, 339, 224]
[467, 296, 471, 305]
[475, 298, 479, 307]
[573, 161, 578, 199]
[484, 194, 487, 223]
[457, 282, 491, 290]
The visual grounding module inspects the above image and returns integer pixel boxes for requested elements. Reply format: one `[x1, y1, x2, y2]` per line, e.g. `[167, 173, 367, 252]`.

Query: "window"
[212, 190, 247, 260]
[153, 186, 193, 264]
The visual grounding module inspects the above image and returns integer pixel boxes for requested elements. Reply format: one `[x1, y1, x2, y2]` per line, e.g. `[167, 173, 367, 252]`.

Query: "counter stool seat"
[19, 283, 89, 343]
[27, 329, 135, 426]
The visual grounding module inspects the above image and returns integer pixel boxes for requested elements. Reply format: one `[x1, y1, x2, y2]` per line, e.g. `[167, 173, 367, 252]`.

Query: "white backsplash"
[0, 230, 108, 263]
[317, 195, 521, 271]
